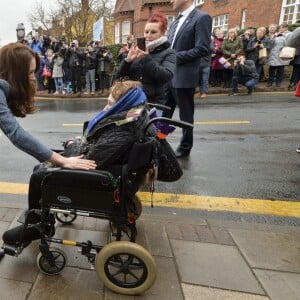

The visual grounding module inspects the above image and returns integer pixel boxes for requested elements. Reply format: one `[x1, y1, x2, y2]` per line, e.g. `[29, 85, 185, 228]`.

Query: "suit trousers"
[165, 83, 195, 152]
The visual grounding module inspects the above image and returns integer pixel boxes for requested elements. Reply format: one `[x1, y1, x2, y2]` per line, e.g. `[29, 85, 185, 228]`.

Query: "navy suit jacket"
[171, 9, 212, 88]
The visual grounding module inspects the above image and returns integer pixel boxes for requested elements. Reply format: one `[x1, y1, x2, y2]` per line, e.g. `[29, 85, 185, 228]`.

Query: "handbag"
[259, 47, 267, 59]
[258, 47, 268, 64]
[157, 139, 183, 182]
[279, 46, 296, 60]
[218, 56, 231, 69]
[42, 66, 52, 77]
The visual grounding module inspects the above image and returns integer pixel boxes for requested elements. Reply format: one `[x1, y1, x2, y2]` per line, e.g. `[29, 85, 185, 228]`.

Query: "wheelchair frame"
[1, 116, 193, 296]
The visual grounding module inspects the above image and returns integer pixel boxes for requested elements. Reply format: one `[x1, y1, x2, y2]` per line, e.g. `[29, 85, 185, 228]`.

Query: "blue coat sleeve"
[0, 89, 53, 162]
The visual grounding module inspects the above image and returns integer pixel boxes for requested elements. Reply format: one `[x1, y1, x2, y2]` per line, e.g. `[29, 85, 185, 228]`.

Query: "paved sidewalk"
[0, 197, 299, 300]
[35, 76, 296, 101]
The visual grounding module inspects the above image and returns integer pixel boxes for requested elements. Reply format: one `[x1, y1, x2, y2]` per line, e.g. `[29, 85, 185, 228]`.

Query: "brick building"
[113, 0, 300, 43]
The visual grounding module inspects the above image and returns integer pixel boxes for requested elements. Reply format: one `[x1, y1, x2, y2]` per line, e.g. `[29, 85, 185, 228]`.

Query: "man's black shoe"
[175, 150, 190, 158]
[247, 88, 253, 95]
[296, 148, 300, 153]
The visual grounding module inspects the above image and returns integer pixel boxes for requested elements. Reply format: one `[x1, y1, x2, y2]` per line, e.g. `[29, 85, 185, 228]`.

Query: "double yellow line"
[0, 182, 299, 218]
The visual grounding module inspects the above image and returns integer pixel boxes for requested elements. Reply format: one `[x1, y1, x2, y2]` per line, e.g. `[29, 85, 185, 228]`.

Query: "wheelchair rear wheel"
[55, 212, 77, 224]
[37, 247, 67, 275]
[95, 241, 157, 295]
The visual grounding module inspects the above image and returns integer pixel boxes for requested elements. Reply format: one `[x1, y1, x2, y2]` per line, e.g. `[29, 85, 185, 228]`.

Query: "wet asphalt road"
[0, 92, 299, 223]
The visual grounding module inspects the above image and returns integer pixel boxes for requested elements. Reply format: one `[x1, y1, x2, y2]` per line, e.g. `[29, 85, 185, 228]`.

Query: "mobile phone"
[136, 37, 146, 51]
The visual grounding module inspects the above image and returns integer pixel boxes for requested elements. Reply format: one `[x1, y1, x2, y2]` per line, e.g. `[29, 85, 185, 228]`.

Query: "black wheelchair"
[1, 116, 192, 295]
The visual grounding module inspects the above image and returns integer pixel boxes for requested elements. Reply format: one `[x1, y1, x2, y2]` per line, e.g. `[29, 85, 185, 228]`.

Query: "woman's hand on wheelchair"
[48, 152, 96, 170]
[62, 155, 96, 170]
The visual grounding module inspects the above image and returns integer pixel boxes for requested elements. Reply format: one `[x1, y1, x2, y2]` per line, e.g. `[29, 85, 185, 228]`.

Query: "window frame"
[114, 23, 120, 44]
[280, 0, 300, 24]
[194, 0, 204, 6]
[121, 21, 131, 44]
[212, 14, 229, 33]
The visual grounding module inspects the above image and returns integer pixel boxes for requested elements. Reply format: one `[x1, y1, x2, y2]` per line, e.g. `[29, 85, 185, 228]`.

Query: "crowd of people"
[22, 35, 112, 97]
[21, 21, 300, 100]
[198, 22, 300, 98]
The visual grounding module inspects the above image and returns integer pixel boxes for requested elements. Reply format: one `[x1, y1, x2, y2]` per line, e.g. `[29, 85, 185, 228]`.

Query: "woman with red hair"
[116, 12, 176, 106]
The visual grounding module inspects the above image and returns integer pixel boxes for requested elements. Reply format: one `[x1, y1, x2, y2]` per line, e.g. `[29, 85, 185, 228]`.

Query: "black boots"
[2, 224, 41, 247]
[2, 210, 55, 248]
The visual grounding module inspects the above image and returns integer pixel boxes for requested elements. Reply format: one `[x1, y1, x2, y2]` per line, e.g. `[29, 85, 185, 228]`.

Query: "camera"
[257, 40, 262, 44]
[71, 43, 75, 47]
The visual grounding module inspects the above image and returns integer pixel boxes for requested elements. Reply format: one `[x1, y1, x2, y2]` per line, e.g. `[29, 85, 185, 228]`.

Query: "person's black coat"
[116, 40, 176, 105]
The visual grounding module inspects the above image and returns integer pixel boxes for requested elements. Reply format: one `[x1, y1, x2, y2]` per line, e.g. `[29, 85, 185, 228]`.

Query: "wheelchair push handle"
[144, 117, 194, 133]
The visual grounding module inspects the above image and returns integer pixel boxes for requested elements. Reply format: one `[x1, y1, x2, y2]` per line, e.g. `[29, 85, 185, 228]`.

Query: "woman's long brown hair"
[0, 43, 40, 117]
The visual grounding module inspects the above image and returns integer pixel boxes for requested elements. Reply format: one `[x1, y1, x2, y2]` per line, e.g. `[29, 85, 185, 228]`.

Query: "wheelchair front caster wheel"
[55, 212, 77, 224]
[37, 247, 67, 275]
[95, 241, 157, 295]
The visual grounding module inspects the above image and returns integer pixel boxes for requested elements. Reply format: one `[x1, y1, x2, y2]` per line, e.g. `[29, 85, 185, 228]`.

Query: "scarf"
[146, 36, 169, 53]
[86, 86, 147, 133]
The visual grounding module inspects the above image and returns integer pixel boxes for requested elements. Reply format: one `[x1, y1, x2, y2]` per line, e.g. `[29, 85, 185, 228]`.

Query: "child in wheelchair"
[2, 79, 182, 250]
[2, 80, 154, 245]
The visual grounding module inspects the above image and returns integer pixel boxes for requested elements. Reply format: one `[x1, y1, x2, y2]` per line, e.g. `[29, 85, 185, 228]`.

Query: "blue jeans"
[54, 77, 64, 93]
[199, 66, 210, 94]
[232, 76, 258, 92]
[255, 64, 263, 79]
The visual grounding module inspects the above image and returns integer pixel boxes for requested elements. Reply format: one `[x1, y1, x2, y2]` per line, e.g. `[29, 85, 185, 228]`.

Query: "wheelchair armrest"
[42, 169, 116, 191]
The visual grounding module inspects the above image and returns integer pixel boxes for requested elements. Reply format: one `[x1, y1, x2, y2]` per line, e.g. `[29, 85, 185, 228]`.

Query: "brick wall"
[202, 0, 282, 29]
[114, 0, 284, 41]
[133, 3, 174, 37]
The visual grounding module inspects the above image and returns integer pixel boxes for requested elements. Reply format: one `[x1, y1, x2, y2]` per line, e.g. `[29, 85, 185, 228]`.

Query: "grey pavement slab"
[229, 229, 300, 272]
[207, 219, 300, 236]
[0, 212, 40, 283]
[181, 283, 269, 300]
[105, 256, 183, 300]
[254, 269, 300, 300]
[0, 207, 21, 222]
[170, 239, 265, 294]
[137, 220, 172, 257]
[28, 266, 104, 300]
[52, 227, 107, 269]
[0, 220, 10, 238]
[0, 241, 40, 283]
[0, 277, 32, 300]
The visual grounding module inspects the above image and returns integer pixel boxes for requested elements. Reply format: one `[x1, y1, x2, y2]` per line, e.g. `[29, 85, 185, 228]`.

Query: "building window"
[121, 21, 131, 44]
[280, 0, 300, 24]
[194, 0, 204, 6]
[212, 14, 228, 33]
[115, 23, 120, 44]
[241, 9, 247, 29]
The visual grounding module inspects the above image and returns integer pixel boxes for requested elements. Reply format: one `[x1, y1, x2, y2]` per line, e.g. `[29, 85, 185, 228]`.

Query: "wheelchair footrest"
[1, 243, 25, 257]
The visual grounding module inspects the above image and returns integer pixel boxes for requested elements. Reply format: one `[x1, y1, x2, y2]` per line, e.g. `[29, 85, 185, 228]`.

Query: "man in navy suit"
[166, 0, 212, 158]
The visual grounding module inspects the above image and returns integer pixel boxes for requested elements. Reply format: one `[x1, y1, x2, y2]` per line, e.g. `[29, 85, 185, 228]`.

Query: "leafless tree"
[28, 0, 114, 44]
